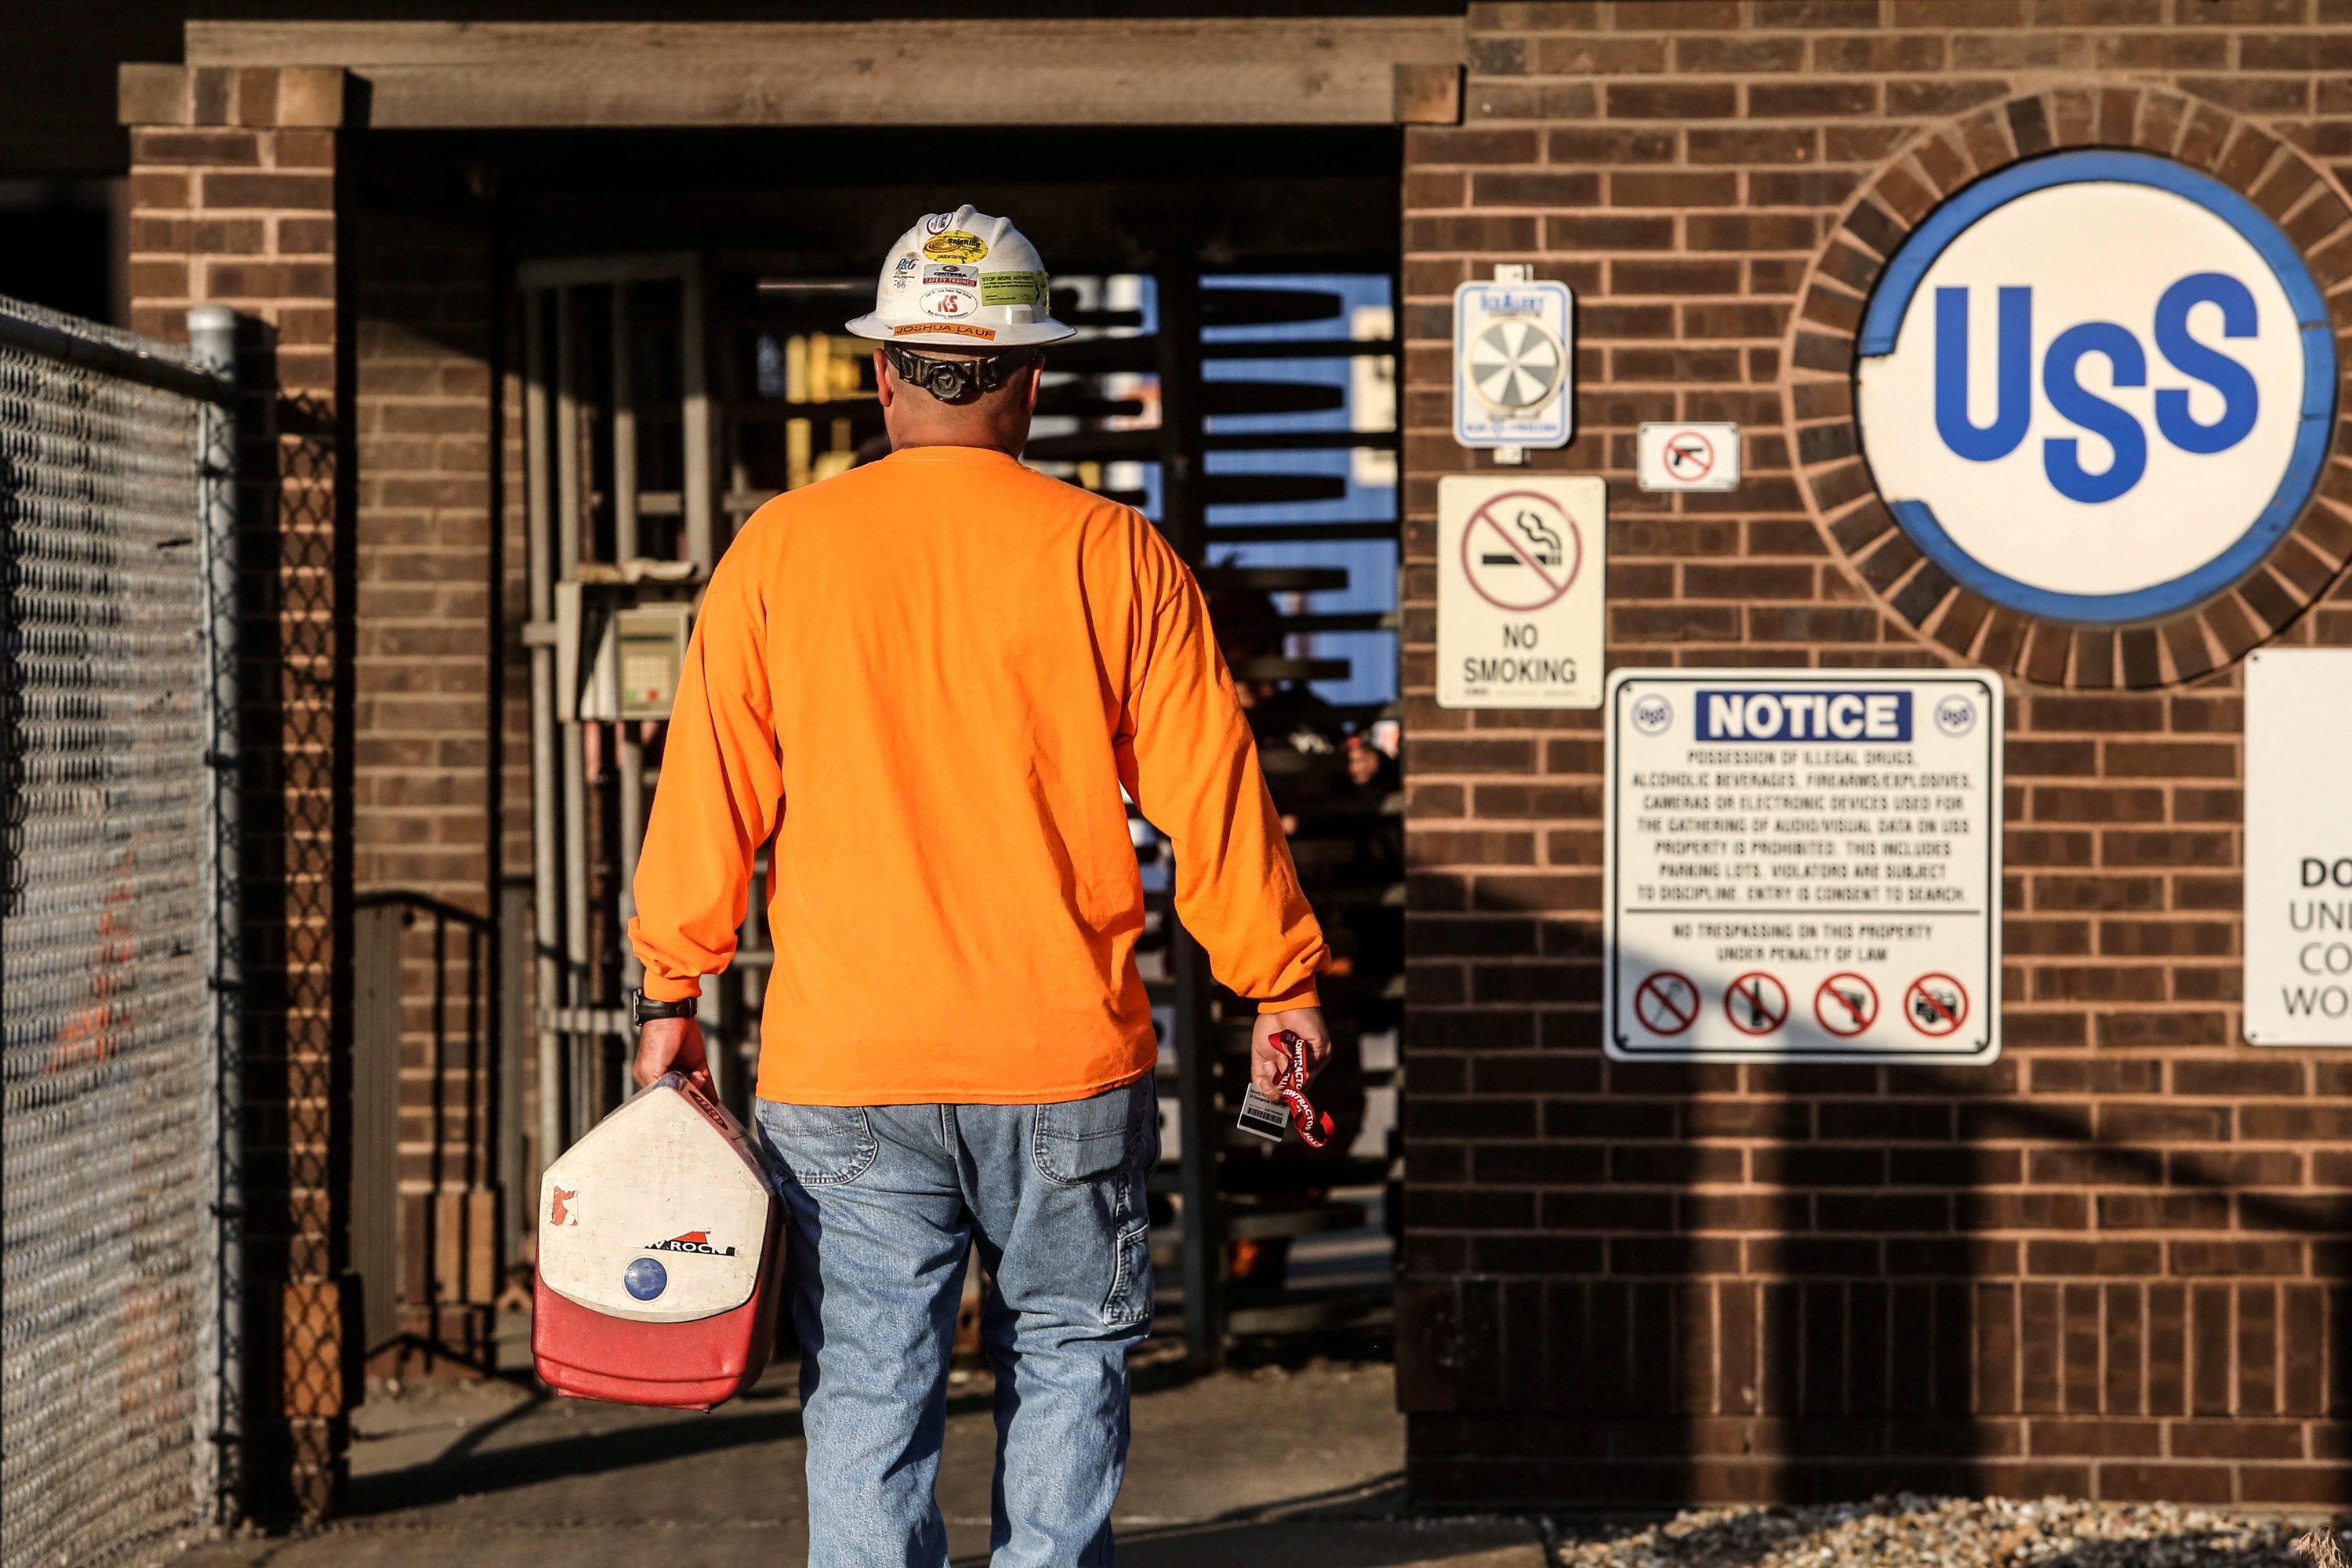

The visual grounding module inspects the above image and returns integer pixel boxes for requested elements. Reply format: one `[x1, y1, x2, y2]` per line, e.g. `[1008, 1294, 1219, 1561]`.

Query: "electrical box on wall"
[616, 604, 695, 721]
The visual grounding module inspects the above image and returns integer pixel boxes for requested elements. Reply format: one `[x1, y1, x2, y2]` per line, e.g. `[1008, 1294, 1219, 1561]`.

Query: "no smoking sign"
[1438, 476, 1605, 710]
[1637, 421, 1742, 492]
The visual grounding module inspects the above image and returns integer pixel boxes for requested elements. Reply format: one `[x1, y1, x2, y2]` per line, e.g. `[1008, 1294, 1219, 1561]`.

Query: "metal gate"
[0, 298, 238, 1566]
[512, 249, 1400, 1364]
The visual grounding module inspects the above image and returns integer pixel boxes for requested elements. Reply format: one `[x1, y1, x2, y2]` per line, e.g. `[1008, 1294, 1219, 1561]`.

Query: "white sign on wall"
[1855, 150, 2334, 625]
[1637, 422, 1742, 492]
[2244, 648, 2352, 1046]
[1604, 669, 2002, 1065]
[1437, 475, 1604, 710]
[1453, 278, 1573, 452]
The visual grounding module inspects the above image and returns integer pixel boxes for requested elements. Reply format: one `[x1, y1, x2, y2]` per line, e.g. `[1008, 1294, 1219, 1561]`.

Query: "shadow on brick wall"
[1397, 939, 2351, 1508]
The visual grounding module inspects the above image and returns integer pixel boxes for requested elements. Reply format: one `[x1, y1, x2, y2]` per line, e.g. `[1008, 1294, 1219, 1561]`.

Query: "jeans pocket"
[1033, 1078, 1149, 1186]
[1102, 1216, 1152, 1328]
[755, 1101, 878, 1187]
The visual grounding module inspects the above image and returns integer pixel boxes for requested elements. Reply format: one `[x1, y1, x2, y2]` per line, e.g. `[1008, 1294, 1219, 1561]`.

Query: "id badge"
[1235, 1083, 1289, 1143]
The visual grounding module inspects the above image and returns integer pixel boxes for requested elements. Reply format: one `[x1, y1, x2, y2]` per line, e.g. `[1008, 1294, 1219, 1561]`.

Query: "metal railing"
[353, 889, 527, 1371]
[0, 296, 238, 1567]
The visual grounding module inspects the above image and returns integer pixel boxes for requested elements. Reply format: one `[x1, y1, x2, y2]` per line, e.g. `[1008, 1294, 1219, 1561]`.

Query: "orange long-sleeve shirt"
[629, 445, 1327, 1105]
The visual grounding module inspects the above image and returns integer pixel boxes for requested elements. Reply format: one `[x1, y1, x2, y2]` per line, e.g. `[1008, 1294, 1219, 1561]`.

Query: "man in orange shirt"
[626, 207, 1329, 1566]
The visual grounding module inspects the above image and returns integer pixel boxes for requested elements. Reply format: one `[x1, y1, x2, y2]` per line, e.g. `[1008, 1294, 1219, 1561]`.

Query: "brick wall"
[121, 62, 352, 1520]
[354, 210, 495, 913]
[1397, 0, 2352, 1508]
[352, 203, 510, 1359]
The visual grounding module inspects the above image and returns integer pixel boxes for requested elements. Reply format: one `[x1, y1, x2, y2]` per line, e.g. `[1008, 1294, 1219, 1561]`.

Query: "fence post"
[187, 302, 245, 1523]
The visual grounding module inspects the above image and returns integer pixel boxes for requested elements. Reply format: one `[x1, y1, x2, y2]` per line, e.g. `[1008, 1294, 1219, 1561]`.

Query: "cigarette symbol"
[1511, 509, 1563, 562]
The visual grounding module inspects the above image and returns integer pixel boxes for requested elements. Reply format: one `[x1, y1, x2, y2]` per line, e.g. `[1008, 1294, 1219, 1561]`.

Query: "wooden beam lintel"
[185, 17, 1466, 129]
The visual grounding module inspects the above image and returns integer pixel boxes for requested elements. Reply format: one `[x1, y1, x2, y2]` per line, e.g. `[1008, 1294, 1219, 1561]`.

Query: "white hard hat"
[844, 205, 1074, 350]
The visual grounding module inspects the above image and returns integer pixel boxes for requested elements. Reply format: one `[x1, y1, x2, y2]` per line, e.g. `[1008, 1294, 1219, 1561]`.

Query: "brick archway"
[1781, 87, 2352, 690]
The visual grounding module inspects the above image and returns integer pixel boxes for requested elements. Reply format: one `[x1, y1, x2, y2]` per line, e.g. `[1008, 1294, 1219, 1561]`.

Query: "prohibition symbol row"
[1632, 971, 1969, 1038]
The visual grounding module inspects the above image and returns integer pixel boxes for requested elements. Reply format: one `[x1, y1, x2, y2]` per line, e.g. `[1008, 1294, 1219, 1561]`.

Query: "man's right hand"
[633, 1015, 710, 1088]
[1251, 1006, 1330, 1094]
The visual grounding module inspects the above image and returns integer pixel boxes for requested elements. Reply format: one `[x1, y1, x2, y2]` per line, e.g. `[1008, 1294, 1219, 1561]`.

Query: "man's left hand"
[1251, 1007, 1330, 1094]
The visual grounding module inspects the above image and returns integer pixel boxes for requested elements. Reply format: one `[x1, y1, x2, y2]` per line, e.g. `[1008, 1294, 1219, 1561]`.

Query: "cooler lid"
[538, 1077, 775, 1324]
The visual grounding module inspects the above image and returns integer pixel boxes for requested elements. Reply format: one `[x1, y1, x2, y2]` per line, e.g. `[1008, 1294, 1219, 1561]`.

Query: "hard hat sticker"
[922, 230, 989, 263]
[981, 270, 1046, 306]
[622, 1257, 667, 1301]
[921, 287, 980, 319]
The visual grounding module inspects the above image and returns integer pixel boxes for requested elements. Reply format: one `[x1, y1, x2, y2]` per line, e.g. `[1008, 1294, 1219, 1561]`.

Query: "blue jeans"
[754, 1076, 1158, 1568]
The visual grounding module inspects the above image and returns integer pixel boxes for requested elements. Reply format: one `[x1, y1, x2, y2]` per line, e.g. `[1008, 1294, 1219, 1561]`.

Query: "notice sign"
[2243, 648, 2352, 1045]
[1437, 475, 1604, 710]
[1604, 669, 2003, 1065]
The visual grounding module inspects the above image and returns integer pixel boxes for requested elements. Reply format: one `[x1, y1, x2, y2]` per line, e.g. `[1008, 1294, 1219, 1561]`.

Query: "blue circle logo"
[1855, 151, 2335, 625]
[622, 1257, 667, 1301]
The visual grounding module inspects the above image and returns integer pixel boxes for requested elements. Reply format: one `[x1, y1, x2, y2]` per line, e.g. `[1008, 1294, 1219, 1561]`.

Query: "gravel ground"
[1552, 1497, 2347, 1568]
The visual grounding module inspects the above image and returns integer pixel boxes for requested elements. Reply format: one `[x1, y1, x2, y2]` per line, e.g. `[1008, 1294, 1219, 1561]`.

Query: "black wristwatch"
[629, 987, 699, 1029]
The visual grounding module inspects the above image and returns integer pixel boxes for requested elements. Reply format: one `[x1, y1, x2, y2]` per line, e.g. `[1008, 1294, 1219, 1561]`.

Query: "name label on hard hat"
[1855, 151, 2333, 624]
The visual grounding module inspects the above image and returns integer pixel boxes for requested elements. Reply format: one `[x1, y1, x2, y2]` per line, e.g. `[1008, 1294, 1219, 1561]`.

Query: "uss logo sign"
[1857, 151, 2334, 623]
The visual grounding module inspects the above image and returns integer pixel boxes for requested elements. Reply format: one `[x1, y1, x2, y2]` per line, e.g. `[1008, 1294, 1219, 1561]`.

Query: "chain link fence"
[1, 296, 238, 1568]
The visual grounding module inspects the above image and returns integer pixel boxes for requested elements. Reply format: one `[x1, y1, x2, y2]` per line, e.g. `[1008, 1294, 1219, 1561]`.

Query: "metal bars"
[518, 255, 713, 1169]
[0, 296, 236, 1568]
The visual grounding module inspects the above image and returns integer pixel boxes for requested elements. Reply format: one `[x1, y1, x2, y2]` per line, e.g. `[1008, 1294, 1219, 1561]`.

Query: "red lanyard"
[1272, 1029, 1334, 1150]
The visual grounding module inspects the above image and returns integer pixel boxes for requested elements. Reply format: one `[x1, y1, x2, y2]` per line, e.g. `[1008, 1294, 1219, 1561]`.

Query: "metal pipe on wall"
[681, 265, 714, 571]
[611, 281, 638, 564]
[554, 286, 594, 1122]
[524, 292, 565, 1172]
[611, 281, 648, 999]
[617, 731, 644, 995]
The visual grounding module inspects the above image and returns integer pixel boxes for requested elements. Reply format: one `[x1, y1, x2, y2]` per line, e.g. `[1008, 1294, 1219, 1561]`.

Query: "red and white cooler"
[532, 1069, 782, 1410]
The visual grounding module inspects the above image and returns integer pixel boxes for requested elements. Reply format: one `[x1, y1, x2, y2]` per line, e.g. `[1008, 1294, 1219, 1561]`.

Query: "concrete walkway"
[177, 1352, 1542, 1568]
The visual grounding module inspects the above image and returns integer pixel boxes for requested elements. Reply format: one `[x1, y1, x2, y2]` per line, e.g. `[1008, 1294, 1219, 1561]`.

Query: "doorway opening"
[352, 122, 1404, 1373]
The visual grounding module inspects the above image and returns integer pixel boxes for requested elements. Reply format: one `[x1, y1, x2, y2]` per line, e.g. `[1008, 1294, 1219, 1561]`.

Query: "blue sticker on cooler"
[623, 1257, 667, 1301]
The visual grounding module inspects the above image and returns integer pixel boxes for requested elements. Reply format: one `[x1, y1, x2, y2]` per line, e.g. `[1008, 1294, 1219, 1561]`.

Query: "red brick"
[1750, 81, 1877, 118]
[2103, 742, 2238, 778]
[132, 127, 262, 166]
[1411, 127, 1543, 165]
[1610, 170, 1740, 207]
[1534, 36, 1668, 73]
[1606, 82, 1736, 118]
[201, 171, 335, 210]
